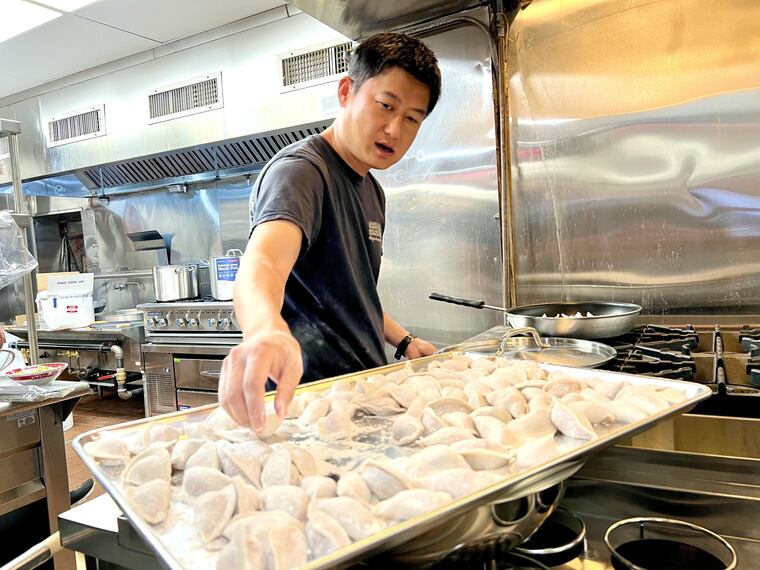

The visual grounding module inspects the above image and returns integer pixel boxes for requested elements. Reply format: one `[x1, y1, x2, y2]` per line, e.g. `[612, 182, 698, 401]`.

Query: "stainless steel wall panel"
[375, 23, 503, 346]
[507, 0, 760, 316]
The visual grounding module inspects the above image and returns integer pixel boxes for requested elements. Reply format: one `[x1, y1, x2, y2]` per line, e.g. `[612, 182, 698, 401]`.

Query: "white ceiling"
[0, 0, 288, 100]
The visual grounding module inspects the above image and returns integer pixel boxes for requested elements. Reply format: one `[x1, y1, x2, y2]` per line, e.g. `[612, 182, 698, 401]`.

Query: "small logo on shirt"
[368, 221, 382, 243]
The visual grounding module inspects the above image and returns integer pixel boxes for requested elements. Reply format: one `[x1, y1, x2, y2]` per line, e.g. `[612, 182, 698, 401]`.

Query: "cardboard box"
[37, 272, 78, 292]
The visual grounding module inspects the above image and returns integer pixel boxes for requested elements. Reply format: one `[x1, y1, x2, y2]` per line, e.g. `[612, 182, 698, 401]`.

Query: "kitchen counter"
[0, 385, 91, 570]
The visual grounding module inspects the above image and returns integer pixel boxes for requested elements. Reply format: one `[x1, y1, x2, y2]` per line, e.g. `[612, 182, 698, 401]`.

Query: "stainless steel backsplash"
[508, 0, 760, 317]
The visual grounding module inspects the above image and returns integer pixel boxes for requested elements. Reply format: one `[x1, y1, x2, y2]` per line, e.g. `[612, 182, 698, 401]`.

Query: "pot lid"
[442, 327, 617, 368]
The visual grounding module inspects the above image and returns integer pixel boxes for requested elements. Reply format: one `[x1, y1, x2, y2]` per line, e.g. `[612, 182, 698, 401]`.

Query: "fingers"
[219, 354, 249, 427]
[242, 351, 271, 431]
[274, 350, 303, 418]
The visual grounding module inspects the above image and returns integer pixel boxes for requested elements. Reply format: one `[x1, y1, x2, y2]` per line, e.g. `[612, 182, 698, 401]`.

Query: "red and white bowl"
[4, 362, 68, 386]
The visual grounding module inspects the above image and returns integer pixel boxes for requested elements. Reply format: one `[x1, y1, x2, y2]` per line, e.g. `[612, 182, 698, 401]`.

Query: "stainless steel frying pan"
[429, 293, 642, 339]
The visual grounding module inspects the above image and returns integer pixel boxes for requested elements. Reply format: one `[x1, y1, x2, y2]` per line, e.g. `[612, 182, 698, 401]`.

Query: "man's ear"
[336, 76, 353, 106]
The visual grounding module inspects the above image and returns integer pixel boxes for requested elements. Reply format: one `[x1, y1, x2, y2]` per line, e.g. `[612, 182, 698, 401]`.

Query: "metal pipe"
[111, 344, 142, 399]
[6, 123, 39, 364]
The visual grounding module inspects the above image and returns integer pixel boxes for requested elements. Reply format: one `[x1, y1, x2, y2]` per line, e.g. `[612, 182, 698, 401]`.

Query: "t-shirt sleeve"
[249, 156, 324, 250]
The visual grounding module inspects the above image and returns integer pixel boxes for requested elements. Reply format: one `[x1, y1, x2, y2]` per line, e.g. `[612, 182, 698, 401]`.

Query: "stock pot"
[209, 249, 243, 301]
[152, 265, 199, 302]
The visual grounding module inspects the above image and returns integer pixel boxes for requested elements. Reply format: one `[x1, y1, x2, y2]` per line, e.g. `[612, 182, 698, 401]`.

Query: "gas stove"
[599, 324, 760, 418]
[137, 300, 241, 344]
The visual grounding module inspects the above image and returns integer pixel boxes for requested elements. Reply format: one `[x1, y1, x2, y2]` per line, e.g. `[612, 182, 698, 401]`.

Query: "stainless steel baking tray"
[73, 352, 711, 570]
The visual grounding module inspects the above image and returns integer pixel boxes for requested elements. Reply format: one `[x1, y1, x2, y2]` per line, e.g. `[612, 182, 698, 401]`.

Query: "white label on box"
[48, 273, 94, 293]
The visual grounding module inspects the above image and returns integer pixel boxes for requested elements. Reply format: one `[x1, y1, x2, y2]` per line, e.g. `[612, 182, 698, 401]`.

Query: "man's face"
[338, 66, 431, 173]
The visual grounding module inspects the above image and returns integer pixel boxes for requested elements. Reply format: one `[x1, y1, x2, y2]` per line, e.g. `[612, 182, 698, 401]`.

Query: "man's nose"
[384, 115, 404, 140]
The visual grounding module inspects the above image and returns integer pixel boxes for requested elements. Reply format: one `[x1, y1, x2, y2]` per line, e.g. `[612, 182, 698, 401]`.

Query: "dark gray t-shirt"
[249, 135, 387, 382]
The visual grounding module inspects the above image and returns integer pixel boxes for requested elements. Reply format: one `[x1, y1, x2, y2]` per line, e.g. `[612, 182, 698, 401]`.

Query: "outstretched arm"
[219, 220, 303, 430]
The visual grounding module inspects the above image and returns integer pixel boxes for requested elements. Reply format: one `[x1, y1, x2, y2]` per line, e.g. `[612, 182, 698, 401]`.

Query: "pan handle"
[429, 292, 485, 309]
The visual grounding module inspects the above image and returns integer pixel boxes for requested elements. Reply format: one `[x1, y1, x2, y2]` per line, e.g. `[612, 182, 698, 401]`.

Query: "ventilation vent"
[281, 41, 352, 90]
[47, 105, 106, 148]
[148, 73, 223, 124]
[146, 371, 176, 415]
[0, 136, 8, 160]
[79, 122, 330, 189]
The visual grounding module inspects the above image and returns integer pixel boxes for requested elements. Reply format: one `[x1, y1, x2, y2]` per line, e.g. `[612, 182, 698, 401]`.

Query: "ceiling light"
[0, 1, 61, 43]
[32, 0, 99, 12]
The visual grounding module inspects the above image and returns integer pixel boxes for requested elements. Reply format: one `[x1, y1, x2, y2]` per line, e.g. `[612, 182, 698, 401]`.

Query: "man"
[220, 32, 442, 430]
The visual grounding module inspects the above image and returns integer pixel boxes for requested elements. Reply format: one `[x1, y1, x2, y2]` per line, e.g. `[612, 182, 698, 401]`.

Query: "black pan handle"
[429, 292, 485, 309]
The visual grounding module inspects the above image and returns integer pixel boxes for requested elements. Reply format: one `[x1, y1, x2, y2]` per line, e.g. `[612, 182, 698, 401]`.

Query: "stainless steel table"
[0, 386, 90, 570]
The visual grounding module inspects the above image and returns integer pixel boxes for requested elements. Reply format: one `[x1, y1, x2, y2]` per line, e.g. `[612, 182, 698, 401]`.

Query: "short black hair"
[348, 32, 441, 116]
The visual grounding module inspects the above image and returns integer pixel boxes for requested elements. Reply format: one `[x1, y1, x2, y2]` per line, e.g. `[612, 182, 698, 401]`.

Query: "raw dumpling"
[470, 406, 512, 423]
[315, 410, 354, 441]
[458, 448, 514, 470]
[193, 485, 236, 543]
[125, 479, 171, 524]
[301, 475, 337, 499]
[299, 398, 331, 425]
[441, 411, 476, 432]
[313, 497, 386, 540]
[473, 416, 523, 447]
[122, 447, 171, 486]
[569, 401, 615, 425]
[373, 489, 452, 521]
[84, 436, 131, 466]
[427, 397, 473, 417]
[508, 408, 556, 438]
[606, 400, 648, 424]
[185, 441, 220, 470]
[204, 407, 239, 434]
[261, 446, 299, 487]
[360, 396, 405, 416]
[306, 509, 351, 559]
[421, 407, 448, 434]
[486, 387, 528, 418]
[170, 438, 208, 470]
[336, 471, 372, 504]
[550, 399, 595, 440]
[261, 485, 310, 521]
[220, 444, 263, 487]
[230, 475, 261, 515]
[360, 460, 412, 500]
[544, 377, 585, 399]
[254, 413, 283, 439]
[392, 414, 424, 446]
[224, 510, 308, 570]
[515, 435, 560, 469]
[418, 426, 475, 447]
[408, 445, 471, 473]
[182, 466, 230, 503]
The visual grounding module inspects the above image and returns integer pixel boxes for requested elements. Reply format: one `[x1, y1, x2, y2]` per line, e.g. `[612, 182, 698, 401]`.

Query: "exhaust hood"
[289, 0, 487, 38]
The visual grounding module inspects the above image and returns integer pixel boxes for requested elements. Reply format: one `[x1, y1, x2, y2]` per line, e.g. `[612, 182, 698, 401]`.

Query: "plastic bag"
[0, 378, 89, 402]
[0, 209, 38, 290]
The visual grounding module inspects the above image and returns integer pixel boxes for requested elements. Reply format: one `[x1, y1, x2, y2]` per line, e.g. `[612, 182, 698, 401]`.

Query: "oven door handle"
[199, 370, 221, 378]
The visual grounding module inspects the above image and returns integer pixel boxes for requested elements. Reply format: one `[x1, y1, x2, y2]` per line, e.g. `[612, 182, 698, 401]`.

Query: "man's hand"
[0, 325, 5, 346]
[219, 330, 303, 431]
[404, 337, 436, 359]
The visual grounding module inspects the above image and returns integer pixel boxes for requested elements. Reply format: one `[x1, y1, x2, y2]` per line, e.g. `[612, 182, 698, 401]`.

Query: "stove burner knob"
[157, 317, 167, 328]
[208, 318, 218, 328]
[219, 317, 231, 329]
[188, 318, 199, 327]
[147, 318, 156, 328]
[176, 317, 186, 327]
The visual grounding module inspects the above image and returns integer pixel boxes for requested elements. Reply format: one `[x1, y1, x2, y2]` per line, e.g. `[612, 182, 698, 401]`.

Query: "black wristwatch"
[394, 334, 417, 360]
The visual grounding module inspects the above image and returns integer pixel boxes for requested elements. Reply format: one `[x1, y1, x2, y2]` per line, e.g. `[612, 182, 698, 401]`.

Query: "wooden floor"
[65, 391, 144, 502]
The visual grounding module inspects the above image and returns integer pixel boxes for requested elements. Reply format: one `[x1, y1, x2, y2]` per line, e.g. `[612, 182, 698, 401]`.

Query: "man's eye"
[379, 102, 393, 110]
[407, 116, 420, 124]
